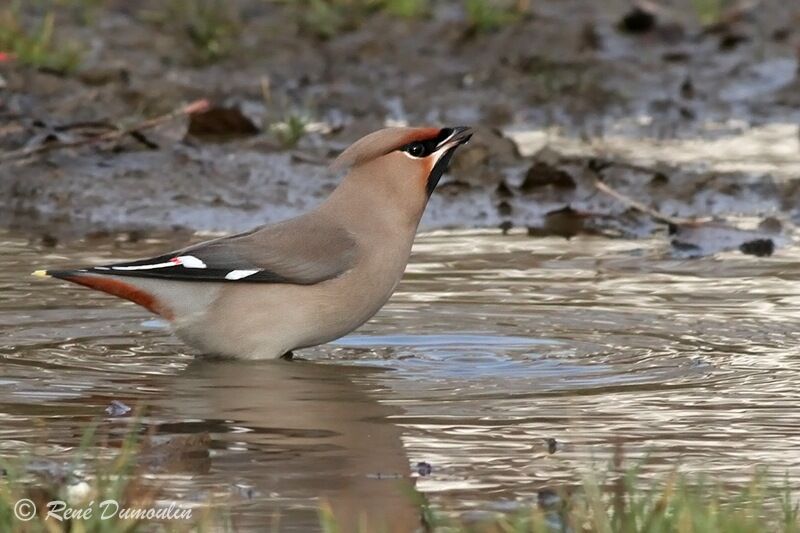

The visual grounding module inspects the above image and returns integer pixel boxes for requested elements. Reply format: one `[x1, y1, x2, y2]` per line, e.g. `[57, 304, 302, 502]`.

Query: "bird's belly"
[172, 273, 397, 359]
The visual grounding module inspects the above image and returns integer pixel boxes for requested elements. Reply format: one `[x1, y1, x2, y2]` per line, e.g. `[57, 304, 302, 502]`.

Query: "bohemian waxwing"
[33, 126, 473, 359]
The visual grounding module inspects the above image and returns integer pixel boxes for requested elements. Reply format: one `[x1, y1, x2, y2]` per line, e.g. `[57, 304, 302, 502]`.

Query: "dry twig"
[587, 162, 707, 226]
[0, 99, 210, 164]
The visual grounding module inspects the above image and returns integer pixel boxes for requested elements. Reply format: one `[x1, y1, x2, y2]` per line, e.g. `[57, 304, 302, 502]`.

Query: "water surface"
[3, 229, 800, 530]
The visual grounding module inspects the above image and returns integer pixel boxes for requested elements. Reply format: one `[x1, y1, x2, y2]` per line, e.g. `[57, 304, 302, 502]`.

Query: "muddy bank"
[1, 0, 799, 239]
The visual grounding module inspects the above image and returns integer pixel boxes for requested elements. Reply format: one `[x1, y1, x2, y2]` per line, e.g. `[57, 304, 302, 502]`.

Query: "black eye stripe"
[400, 128, 453, 158]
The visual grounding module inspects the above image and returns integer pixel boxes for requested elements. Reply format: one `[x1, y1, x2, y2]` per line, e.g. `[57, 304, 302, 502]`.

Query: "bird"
[33, 126, 473, 359]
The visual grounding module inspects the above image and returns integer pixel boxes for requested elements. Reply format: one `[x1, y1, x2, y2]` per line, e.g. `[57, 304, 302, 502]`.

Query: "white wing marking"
[111, 261, 177, 271]
[109, 255, 206, 271]
[176, 255, 207, 269]
[224, 269, 261, 280]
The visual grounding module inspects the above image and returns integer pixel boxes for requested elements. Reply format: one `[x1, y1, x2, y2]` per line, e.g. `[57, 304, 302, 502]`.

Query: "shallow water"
[3, 229, 800, 530]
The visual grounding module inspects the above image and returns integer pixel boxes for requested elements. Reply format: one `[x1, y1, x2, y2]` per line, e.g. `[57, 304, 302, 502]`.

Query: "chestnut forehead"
[399, 127, 447, 145]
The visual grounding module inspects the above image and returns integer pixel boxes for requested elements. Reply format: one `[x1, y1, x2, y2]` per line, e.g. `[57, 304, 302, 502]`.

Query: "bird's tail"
[32, 268, 173, 319]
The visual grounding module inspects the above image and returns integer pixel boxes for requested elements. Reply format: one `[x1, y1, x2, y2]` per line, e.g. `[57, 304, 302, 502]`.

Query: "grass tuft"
[299, 0, 350, 40]
[0, 4, 82, 74]
[323, 460, 800, 532]
[380, 0, 428, 18]
[464, 0, 520, 34]
[270, 112, 311, 148]
[0, 420, 220, 532]
[291, 0, 426, 40]
[142, 0, 241, 64]
[3, 421, 800, 533]
[691, 0, 729, 26]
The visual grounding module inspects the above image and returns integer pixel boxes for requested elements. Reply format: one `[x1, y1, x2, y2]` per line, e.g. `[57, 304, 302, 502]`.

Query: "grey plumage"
[66, 214, 358, 284]
[37, 126, 473, 359]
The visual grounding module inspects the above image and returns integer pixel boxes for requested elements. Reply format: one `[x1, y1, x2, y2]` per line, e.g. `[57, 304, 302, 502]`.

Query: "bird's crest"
[330, 127, 441, 171]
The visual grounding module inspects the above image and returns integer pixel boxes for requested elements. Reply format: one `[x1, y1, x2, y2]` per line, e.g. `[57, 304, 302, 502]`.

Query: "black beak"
[426, 126, 473, 197]
[436, 126, 473, 150]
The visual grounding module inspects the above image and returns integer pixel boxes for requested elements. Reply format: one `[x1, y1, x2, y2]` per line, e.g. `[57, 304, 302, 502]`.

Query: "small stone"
[105, 400, 132, 417]
[521, 162, 576, 191]
[618, 6, 656, 34]
[537, 488, 560, 508]
[545, 438, 558, 454]
[719, 33, 749, 51]
[772, 28, 790, 42]
[40, 234, 58, 248]
[232, 482, 258, 499]
[450, 143, 489, 174]
[680, 77, 694, 99]
[126, 230, 146, 243]
[579, 22, 602, 51]
[739, 238, 774, 257]
[495, 181, 513, 198]
[650, 172, 669, 186]
[415, 462, 433, 476]
[528, 206, 587, 239]
[758, 217, 782, 234]
[66, 481, 92, 505]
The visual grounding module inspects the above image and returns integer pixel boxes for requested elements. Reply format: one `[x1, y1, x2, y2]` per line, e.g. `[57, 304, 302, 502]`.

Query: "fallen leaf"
[187, 106, 260, 140]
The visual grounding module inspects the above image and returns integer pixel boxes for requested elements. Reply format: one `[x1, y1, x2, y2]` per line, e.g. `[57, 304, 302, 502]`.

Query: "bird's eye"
[406, 142, 426, 158]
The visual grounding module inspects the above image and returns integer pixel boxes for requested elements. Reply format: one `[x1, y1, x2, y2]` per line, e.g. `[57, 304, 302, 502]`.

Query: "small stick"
[593, 179, 682, 226]
[0, 99, 211, 164]
[585, 162, 706, 226]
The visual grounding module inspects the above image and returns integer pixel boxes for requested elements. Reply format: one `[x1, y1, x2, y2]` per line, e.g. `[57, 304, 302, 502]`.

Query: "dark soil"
[1, 0, 799, 245]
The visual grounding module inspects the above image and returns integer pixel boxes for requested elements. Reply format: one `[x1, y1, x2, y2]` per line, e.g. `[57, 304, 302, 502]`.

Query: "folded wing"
[50, 216, 358, 285]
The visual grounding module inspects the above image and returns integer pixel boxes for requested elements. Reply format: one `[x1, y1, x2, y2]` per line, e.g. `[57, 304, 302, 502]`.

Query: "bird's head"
[331, 126, 473, 205]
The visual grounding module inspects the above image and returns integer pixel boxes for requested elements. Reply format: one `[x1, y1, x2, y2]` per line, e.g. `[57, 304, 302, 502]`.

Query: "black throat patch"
[426, 148, 456, 197]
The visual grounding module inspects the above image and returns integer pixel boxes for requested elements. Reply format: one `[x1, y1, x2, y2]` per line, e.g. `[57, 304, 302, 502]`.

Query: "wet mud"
[0, 0, 798, 248]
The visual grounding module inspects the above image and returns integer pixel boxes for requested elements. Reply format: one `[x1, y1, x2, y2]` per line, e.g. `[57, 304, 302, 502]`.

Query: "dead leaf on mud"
[187, 106, 260, 140]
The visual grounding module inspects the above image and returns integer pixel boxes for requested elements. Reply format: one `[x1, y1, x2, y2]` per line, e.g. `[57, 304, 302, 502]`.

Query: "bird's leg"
[280, 351, 294, 361]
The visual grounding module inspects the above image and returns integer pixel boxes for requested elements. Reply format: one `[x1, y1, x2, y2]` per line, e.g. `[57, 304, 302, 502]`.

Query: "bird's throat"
[426, 148, 456, 197]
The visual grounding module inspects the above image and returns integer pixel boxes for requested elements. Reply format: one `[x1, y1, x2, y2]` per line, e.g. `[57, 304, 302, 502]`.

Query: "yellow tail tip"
[31, 270, 50, 278]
